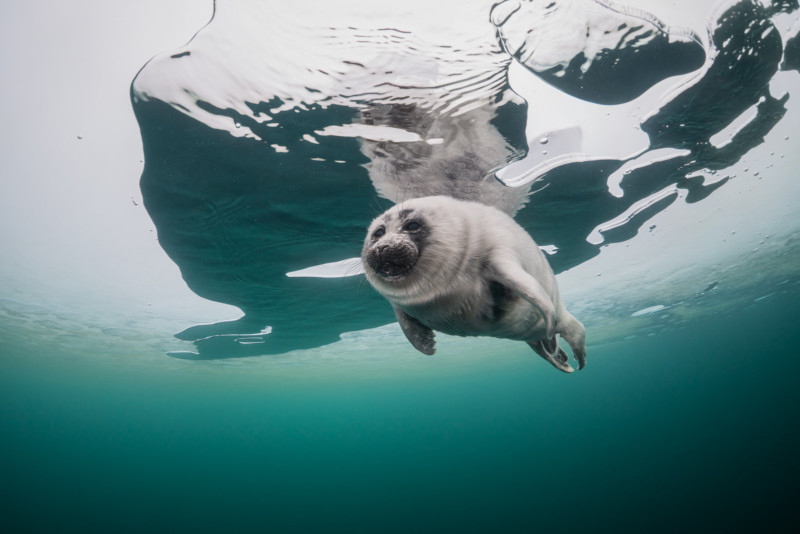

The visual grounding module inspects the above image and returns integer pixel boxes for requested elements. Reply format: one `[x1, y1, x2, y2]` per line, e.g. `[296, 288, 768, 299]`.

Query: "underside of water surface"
[123, 0, 800, 360]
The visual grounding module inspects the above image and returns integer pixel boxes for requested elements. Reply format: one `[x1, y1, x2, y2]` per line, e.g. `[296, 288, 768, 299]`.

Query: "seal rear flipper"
[529, 337, 574, 373]
[394, 306, 436, 355]
[490, 258, 556, 338]
[556, 310, 587, 370]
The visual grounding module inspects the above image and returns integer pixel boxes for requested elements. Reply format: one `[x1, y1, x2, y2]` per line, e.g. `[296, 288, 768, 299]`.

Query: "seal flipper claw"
[529, 337, 574, 373]
[394, 306, 436, 355]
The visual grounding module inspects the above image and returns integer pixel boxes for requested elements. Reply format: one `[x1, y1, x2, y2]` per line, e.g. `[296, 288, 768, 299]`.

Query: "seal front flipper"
[529, 338, 574, 373]
[394, 306, 436, 355]
[490, 257, 556, 338]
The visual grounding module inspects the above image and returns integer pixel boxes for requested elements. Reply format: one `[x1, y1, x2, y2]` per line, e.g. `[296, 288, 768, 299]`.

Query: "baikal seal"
[362, 195, 586, 373]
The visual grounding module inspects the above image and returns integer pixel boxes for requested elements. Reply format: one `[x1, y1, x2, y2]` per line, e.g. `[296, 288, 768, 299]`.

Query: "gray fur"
[361, 195, 586, 373]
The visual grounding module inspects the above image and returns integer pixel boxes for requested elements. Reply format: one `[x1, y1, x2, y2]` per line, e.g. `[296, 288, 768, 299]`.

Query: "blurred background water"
[1, 1, 799, 532]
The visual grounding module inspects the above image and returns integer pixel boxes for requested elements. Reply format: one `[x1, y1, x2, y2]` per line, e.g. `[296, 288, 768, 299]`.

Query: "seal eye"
[403, 221, 421, 232]
[373, 226, 386, 239]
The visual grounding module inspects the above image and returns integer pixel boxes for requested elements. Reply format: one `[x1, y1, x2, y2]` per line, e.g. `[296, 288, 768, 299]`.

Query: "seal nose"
[377, 244, 407, 264]
[368, 240, 418, 278]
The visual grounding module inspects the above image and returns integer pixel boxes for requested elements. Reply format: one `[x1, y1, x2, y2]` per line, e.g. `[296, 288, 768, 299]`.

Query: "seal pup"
[361, 195, 586, 372]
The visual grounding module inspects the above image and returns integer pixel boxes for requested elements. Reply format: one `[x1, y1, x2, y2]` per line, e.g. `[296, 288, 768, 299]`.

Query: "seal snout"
[367, 240, 418, 280]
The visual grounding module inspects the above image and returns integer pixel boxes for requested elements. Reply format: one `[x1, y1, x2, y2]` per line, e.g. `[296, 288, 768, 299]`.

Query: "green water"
[2, 291, 797, 533]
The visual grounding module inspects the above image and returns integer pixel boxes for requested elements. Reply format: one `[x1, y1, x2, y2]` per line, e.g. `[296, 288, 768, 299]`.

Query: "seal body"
[362, 195, 586, 372]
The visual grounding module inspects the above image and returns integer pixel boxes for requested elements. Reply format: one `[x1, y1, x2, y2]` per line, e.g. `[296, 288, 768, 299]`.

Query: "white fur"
[362, 195, 586, 371]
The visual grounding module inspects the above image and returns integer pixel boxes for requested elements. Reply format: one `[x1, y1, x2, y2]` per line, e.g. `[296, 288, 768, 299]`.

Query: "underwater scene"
[2, 0, 799, 532]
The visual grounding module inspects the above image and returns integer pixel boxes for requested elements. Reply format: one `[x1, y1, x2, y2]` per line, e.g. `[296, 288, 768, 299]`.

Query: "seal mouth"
[367, 244, 418, 280]
[377, 264, 413, 279]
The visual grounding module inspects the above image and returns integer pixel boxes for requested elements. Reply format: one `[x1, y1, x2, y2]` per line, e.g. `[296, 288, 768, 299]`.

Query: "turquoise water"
[3, 1, 800, 532]
[3, 291, 798, 532]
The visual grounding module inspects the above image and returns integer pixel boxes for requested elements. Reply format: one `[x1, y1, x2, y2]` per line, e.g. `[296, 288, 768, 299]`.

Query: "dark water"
[2, 291, 798, 533]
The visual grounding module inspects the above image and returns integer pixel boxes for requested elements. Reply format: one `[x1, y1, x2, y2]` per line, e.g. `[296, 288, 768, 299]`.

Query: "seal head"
[363, 210, 428, 282]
